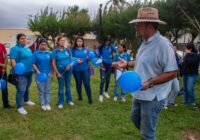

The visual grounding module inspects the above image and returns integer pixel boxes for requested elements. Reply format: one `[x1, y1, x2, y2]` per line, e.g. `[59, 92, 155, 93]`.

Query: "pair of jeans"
[131, 98, 164, 140]
[57, 69, 73, 105]
[36, 73, 51, 106]
[164, 78, 179, 106]
[100, 62, 112, 95]
[113, 71, 125, 98]
[183, 75, 198, 104]
[73, 69, 92, 103]
[0, 72, 10, 107]
[16, 72, 33, 109]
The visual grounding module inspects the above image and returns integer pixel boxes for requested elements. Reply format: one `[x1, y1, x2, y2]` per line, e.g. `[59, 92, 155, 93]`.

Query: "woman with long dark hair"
[181, 43, 199, 108]
[72, 36, 92, 104]
[98, 35, 116, 102]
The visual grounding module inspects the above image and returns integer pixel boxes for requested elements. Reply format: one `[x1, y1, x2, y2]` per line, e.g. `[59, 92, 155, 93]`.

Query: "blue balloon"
[14, 63, 25, 75]
[37, 73, 48, 83]
[91, 58, 102, 67]
[118, 71, 142, 92]
[0, 80, 6, 89]
[69, 57, 78, 66]
[88, 52, 95, 60]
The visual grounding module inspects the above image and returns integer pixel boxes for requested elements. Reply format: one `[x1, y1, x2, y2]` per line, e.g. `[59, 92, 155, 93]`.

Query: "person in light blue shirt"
[10, 33, 35, 115]
[98, 35, 116, 102]
[72, 36, 92, 105]
[112, 43, 131, 102]
[52, 36, 74, 109]
[123, 7, 178, 140]
[32, 38, 52, 111]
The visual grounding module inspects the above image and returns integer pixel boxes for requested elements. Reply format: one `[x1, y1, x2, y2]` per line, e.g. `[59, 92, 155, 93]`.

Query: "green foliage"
[60, 6, 91, 39]
[28, 7, 60, 41]
[154, 0, 185, 43]
[28, 5, 91, 43]
[28, 0, 200, 48]
[176, 0, 200, 42]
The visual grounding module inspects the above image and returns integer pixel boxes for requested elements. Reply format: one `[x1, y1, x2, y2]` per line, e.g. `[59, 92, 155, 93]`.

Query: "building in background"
[0, 28, 39, 54]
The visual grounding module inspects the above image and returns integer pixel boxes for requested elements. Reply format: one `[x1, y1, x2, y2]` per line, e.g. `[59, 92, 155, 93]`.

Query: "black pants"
[0, 72, 9, 107]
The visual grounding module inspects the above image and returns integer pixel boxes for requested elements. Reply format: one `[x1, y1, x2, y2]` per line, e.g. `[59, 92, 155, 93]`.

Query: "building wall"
[84, 39, 99, 50]
[0, 28, 38, 47]
[0, 28, 100, 54]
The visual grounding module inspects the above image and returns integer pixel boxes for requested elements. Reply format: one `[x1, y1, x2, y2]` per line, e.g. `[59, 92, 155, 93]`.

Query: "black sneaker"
[88, 100, 93, 105]
[169, 103, 178, 107]
[4, 105, 14, 109]
[78, 97, 83, 101]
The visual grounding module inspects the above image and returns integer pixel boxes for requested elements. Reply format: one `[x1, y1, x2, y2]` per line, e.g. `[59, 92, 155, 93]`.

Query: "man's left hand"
[141, 79, 154, 90]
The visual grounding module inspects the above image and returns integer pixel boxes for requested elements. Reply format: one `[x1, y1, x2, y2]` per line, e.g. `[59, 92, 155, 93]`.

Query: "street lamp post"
[99, 3, 103, 42]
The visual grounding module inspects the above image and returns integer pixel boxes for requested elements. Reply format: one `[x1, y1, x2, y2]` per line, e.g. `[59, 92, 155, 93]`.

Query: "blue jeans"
[183, 75, 198, 104]
[100, 63, 112, 95]
[57, 69, 73, 105]
[164, 78, 179, 105]
[73, 69, 92, 103]
[36, 73, 51, 106]
[16, 72, 33, 109]
[113, 71, 125, 98]
[131, 98, 164, 140]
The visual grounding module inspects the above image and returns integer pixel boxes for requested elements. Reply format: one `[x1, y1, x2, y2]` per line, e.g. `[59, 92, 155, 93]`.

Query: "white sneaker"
[41, 106, 47, 111]
[46, 105, 51, 111]
[68, 102, 74, 106]
[58, 104, 63, 109]
[121, 97, 126, 102]
[99, 95, 103, 102]
[17, 107, 28, 115]
[163, 106, 168, 110]
[114, 97, 118, 101]
[25, 100, 35, 106]
[104, 92, 110, 98]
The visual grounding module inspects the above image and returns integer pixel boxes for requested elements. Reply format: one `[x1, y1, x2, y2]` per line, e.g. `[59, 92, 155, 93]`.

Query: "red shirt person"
[0, 43, 12, 108]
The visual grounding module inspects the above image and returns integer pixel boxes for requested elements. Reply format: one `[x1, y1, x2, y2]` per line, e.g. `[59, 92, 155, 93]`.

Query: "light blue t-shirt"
[52, 48, 72, 71]
[113, 52, 131, 62]
[72, 47, 90, 71]
[133, 31, 177, 101]
[10, 44, 33, 73]
[32, 50, 52, 74]
[100, 44, 116, 64]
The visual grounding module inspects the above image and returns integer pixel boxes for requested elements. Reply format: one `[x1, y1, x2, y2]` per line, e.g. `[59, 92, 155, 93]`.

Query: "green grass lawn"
[0, 69, 199, 140]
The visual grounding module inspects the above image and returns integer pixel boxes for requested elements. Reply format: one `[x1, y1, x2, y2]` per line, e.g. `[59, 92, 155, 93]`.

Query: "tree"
[104, 0, 131, 13]
[28, 5, 91, 46]
[60, 6, 91, 39]
[154, 0, 185, 43]
[176, 0, 200, 42]
[28, 7, 60, 45]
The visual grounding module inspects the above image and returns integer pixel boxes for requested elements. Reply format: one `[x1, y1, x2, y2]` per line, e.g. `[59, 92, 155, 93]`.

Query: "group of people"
[0, 33, 131, 115]
[163, 44, 200, 109]
[0, 6, 199, 140]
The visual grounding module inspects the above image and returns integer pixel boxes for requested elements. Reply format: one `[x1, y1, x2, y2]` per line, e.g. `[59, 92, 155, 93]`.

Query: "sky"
[0, 0, 133, 28]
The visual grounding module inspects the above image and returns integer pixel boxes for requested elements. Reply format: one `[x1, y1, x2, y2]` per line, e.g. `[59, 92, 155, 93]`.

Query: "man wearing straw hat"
[127, 7, 178, 139]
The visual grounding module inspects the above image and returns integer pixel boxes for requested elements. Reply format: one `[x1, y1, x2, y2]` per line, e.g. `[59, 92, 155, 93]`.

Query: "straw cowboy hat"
[129, 7, 166, 24]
